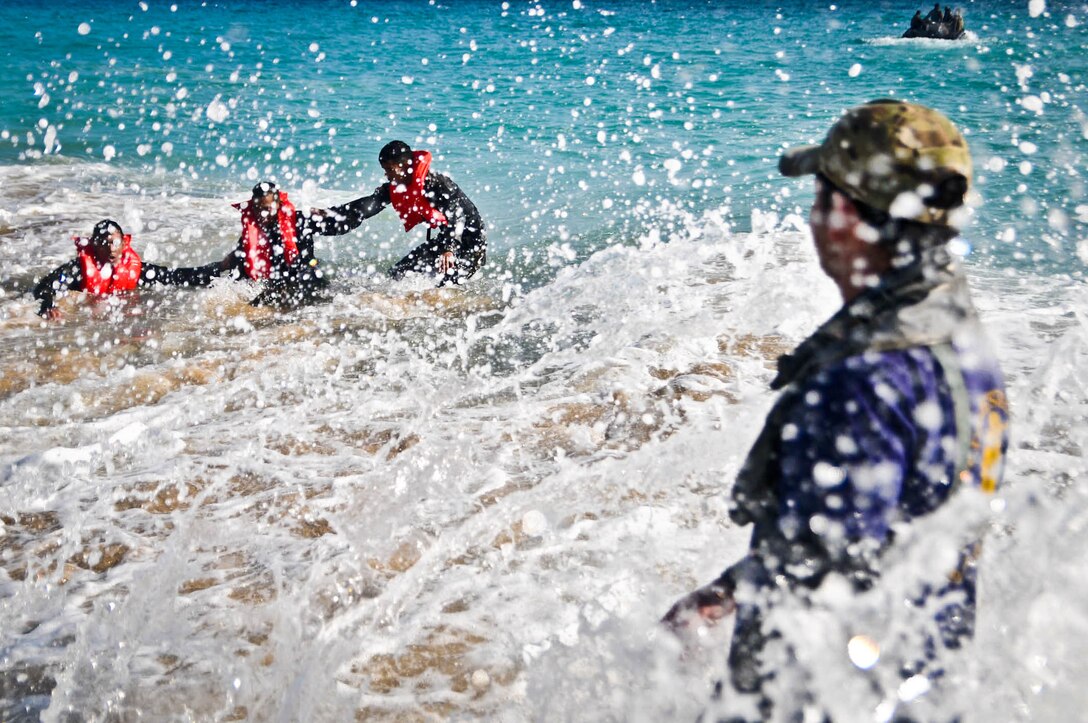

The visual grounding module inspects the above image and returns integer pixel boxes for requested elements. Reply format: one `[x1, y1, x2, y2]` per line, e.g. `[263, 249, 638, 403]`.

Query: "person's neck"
[834, 250, 895, 304]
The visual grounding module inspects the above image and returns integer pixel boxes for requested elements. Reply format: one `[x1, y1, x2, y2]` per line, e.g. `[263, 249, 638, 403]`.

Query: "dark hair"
[251, 181, 278, 200]
[379, 140, 412, 165]
[91, 219, 123, 246]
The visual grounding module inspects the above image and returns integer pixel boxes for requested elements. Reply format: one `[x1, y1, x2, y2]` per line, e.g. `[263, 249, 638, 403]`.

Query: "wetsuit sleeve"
[425, 174, 483, 254]
[139, 262, 223, 288]
[347, 183, 393, 222]
[32, 260, 82, 316]
[300, 184, 391, 237]
[430, 186, 461, 254]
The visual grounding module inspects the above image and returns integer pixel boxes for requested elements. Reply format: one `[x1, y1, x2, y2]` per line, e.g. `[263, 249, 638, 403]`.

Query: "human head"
[780, 99, 972, 229]
[379, 140, 414, 183]
[251, 181, 281, 221]
[781, 100, 972, 298]
[88, 219, 125, 264]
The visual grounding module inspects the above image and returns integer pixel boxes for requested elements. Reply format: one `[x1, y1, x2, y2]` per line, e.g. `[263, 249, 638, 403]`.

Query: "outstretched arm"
[139, 262, 224, 288]
[32, 260, 81, 318]
[302, 184, 391, 237]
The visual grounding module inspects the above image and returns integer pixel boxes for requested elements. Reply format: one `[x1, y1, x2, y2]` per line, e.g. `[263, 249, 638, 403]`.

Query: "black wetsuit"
[352, 174, 486, 283]
[224, 200, 371, 306]
[32, 259, 221, 316]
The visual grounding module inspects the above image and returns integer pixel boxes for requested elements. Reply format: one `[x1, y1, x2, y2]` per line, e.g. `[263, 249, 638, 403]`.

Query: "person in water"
[663, 100, 1009, 720]
[32, 219, 221, 319]
[349, 141, 486, 285]
[220, 181, 372, 306]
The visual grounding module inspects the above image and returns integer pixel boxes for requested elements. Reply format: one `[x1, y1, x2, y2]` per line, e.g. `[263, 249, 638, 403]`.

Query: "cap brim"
[779, 145, 821, 177]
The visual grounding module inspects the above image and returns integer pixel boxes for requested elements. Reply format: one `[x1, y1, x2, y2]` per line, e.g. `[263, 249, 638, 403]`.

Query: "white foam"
[0, 174, 1085, 720]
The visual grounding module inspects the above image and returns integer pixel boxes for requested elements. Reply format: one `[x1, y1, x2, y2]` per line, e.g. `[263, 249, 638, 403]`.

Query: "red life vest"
[233, 191, 299, 280]
[76, 235, 143, 295]
[388, 150, 448, 232]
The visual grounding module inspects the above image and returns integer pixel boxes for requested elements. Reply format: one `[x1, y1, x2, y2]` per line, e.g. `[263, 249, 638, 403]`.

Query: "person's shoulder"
[820, 348, 927, 382]
[33, 258, 80, 294]
[46, 258, 80, 278]
[775, 351, 939, 447]
[804, 348, 937, 407]
[427, 171, 460, 190]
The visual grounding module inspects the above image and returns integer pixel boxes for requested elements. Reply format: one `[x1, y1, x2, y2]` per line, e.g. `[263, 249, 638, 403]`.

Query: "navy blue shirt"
[768, 342, 1008, 578]
[718, 257, 1010, 705]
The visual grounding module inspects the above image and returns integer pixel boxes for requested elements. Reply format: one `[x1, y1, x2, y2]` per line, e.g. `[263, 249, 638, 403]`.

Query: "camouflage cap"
[780, 99, 972, 227]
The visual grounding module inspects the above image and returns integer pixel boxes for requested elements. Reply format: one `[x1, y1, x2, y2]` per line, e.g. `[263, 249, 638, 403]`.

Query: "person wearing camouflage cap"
[780, 98, 973, 228]
[663, 100, 1008, 720]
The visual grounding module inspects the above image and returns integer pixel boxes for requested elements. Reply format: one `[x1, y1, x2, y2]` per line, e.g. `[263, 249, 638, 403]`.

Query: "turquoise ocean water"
[1, 0, 1085, 275]
[2, 2, 1088, 721]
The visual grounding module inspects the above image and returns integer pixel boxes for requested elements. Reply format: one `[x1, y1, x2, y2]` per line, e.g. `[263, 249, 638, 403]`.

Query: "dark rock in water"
[0, 663, 57, 721]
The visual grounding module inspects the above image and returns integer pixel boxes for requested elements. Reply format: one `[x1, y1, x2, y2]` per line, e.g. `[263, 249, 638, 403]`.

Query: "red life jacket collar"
[75, 234, 142, 295]
[232, 191, 299, 280]
[388, 150, 448, 232]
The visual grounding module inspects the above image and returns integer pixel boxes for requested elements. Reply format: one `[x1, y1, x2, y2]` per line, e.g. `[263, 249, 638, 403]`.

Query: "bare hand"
[437, 251, 456, 276]
[662, 582, 736, 633]
[41, 307, 62, 321]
